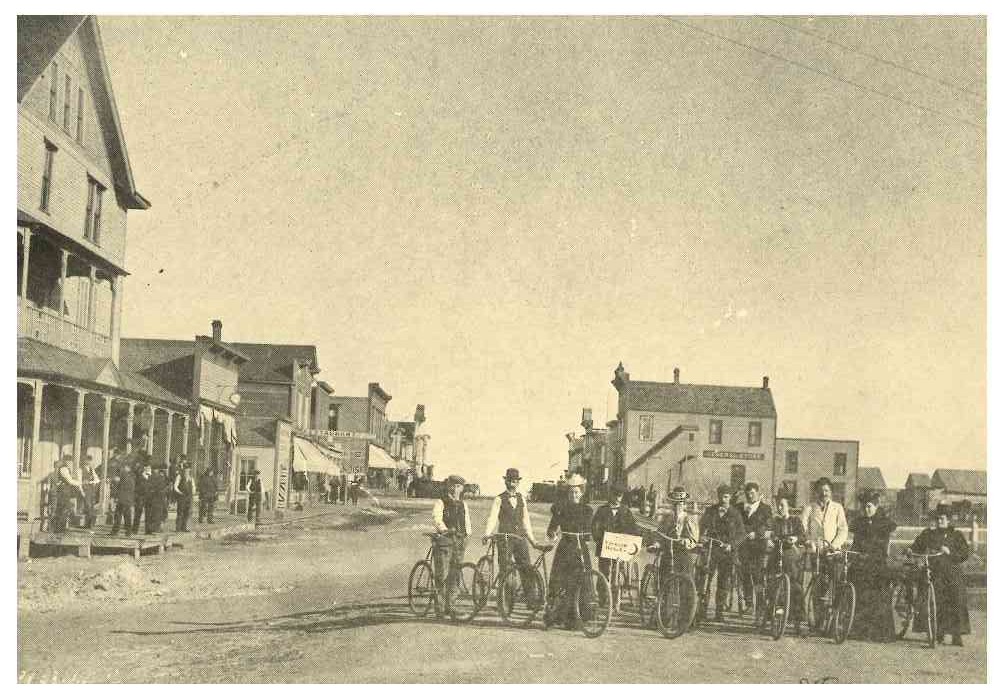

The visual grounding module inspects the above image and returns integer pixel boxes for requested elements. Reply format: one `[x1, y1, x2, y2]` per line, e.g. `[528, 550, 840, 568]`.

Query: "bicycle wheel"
[769, 574, 791, 640]
[891, 580, 914, 640]
[832, 583, 856, 644]
[615, 562, 635, 610]
[575, 570, 613, 638]
[925, 584, 938, 649]
[407, 560, 436, 617]
[656, 573, 696, 639]
[639, 565, 659, 629]
[499, 567, 544, 626]
[475, 555, 494, 607]
[449, 563, 484, 623]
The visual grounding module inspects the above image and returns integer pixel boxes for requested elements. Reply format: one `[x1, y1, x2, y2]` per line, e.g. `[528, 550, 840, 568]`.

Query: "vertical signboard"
[274, 420, 292, 510]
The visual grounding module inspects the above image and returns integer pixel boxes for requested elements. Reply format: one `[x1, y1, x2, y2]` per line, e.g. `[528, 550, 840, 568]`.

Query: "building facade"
[326, 383, 397, 488]
[566, 408, 613, 501]
[612, 364, 778, 504]
[16, 17, 190, 535]
[773, 437, 860, 509]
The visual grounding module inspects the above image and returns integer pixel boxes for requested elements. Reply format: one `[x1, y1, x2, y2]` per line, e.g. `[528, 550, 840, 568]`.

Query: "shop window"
[639, 415, 654, 441]
[785, 450, 799, 474]
[709, 419, 722, 445]
[834, 452, 847, 476]
[239, 457, 257, 491]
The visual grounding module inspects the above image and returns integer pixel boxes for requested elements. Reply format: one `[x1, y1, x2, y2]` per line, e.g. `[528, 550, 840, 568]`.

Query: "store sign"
[703, 450, 765, 461]
[600, 532, 644, 561]
[309, 429, 374, 441]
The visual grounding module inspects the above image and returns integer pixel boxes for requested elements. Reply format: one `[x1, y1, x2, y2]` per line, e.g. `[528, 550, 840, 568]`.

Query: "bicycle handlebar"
[486, 533, 527, 542]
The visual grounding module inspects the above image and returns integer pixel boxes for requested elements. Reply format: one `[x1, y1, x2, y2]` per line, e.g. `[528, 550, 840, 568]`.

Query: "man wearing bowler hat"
[483, 468, 544, 603]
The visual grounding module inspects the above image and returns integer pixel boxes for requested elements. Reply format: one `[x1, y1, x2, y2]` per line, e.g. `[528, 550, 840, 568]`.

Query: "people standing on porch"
[132, 461, 152, 535]
[52, 455, 83, 534]
[80, 455, 101, 530]
[110, 462, 136, 537]
[198, 468, 219, 524]
[174, 465, 195, 533]
[247, 468, 263, 523]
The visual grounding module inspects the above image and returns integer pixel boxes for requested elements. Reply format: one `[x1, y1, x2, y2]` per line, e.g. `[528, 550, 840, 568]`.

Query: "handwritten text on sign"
[600, 532, 645, 561]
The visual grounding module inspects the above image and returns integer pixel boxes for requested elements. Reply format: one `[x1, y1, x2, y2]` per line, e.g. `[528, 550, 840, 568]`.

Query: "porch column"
[20, 228, 32, 299]
[181, 414, 191, 462]
[88, 265, 98, 330]
[30, 380, 46, 520]
[100, 395, 112, 513]
[73, 388, 88, 470]
[125, 401, 136, 454]
[58, 249, 68, 318]
[164, 411, 174, 465]
[146, 405, 157, 457]
[110, 275, 122, 366]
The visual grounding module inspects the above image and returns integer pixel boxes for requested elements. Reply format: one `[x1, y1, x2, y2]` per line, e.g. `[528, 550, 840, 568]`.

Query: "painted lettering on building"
[703, 450, 765, 461]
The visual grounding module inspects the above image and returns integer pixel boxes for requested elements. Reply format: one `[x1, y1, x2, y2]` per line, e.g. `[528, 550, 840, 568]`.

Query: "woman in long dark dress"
[544, 474, 594, 629]
[849, 491, 897, 642]
[910, 509, 971, 646]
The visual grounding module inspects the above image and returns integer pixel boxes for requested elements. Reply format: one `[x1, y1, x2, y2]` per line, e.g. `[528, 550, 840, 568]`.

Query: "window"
[785, 450, 799, 474]
[780, 480, 798, 507]
[599, 444, 607, 466]
[709, 419, 723, 444]
[48, 63, 59, 121]
[76, 88, 85, 143]
[238, 458, 257, 491]
[748, 421, 762, 447]
[40, 141, 57, 212]
[63, 74, 72, 132]
[730, 464, 745, 492]
[84, 177, 104, 243]
[327, 405, 339, 431]
[834, 452, 847, 476]
[639, 415, 654, 442]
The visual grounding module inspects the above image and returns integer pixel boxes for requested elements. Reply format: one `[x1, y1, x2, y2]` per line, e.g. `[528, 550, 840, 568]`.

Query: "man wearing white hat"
[432, 475, 471, 615]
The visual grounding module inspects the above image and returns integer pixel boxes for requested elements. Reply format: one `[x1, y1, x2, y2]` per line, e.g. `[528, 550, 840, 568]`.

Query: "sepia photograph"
[15, 10, 988, 684]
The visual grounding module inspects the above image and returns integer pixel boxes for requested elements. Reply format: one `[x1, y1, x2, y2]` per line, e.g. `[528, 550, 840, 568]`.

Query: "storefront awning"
[294, 436, 341, 475]
[368, 444, 396, 470]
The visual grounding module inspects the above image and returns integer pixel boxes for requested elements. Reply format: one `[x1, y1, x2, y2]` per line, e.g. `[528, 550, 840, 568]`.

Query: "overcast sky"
[99, 16, 986, 488]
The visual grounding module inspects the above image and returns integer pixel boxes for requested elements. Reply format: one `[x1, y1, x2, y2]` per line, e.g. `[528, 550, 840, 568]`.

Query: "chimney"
[673, 367, 680, 384]
[762, 376, 769, 389]
[581, 407, 593, 431]
[211, 319, 222, 342]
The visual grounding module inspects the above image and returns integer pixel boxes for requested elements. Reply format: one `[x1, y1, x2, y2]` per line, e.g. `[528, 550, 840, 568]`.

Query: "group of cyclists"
[415, 468, 973, 647]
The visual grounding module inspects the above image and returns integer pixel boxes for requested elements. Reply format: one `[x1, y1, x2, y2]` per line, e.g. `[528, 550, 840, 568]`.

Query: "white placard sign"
[600, 532, 644, 560]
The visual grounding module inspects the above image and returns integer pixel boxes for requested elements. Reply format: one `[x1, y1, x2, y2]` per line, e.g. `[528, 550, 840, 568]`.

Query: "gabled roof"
[905, 473, 933, 489]
[119, 337, 195, 375]
[227, 343, 319, 383]
[236, 415, 279, 448]
[857, 467, 887, 492]
[932, 469, 986, 495]
[18, 337, 188, 408]
[621, 380, 777, 419]
[18, 16, 149, 210]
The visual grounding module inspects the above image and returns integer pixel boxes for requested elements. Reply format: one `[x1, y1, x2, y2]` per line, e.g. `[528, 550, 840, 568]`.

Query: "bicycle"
[407, 532, 484, 623]
[543, 531, 613, 638]
[692, 536, 727, 625]
[891, 550, 945, 648]
[723, 556, 757, 619]
[760, 537, 797, 640]
[804, 546, 860, 644]
[640, 530, 697, 639]
[481, 533, 552, 626]
[608, 557, 641, 614]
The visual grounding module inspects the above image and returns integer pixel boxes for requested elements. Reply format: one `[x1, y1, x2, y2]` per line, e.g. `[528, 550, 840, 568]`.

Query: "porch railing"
[18, 298, 112, 358]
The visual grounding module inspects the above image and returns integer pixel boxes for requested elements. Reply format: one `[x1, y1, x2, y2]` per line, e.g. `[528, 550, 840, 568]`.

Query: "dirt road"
[18, 497, 986, 683]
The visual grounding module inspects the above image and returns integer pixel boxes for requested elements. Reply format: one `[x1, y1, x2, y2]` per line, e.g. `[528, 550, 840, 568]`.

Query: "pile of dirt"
[18, 559, 167, 612]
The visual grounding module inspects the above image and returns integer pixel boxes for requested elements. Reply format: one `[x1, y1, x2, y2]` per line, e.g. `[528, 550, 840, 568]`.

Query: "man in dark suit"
[110, 463, 136, 537]
[592, 487, 640, 584]
[198, 468, 219, 524]
[699, 484, 746, 620]
[738, 481, 773, 606]
[132, 462, 152, 536]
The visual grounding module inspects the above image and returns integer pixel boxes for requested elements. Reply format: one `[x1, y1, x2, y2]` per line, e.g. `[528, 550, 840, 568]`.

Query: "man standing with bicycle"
[592, 486, 640, 585]
[483, 468, 544, 603]
[699, 484, 746, 621]
[738, 482, 773, 608]
[432, 475, 471, 617]
[801, 478, 849, 606]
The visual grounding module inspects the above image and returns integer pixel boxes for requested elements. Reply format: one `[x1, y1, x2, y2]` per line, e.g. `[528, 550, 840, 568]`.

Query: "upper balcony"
[17, 225, 120, 360]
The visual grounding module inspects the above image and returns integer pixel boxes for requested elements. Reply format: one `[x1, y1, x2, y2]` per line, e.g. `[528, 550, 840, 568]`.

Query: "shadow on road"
[109, 597, 534, 637]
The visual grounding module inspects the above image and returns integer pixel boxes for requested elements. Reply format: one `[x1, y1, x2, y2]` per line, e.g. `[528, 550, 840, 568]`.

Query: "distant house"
[896, 469, 987, 524]
[856, 467, 888, 504]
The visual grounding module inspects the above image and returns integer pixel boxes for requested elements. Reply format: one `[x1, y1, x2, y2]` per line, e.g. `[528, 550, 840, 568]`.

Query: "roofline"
[627, 407, 778, 419]
[16, 370, 190, 410]
[194, 335, 250, 364]
[776, 437, 860, 445]
[628, 379, 774, 391]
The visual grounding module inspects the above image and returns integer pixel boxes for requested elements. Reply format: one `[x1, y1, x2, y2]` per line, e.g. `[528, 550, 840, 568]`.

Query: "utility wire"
[666, 17, 985, 133]
[760, 16, 985, 101]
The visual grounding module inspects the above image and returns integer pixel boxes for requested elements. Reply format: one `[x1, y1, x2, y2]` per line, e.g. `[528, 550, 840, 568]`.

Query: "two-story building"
[16, 17, 194, 541]
[773, 437, 860, 509]
[326, 383, 397, 488]
[612, 364, 778, 504]
[120, 321, 249, 508]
